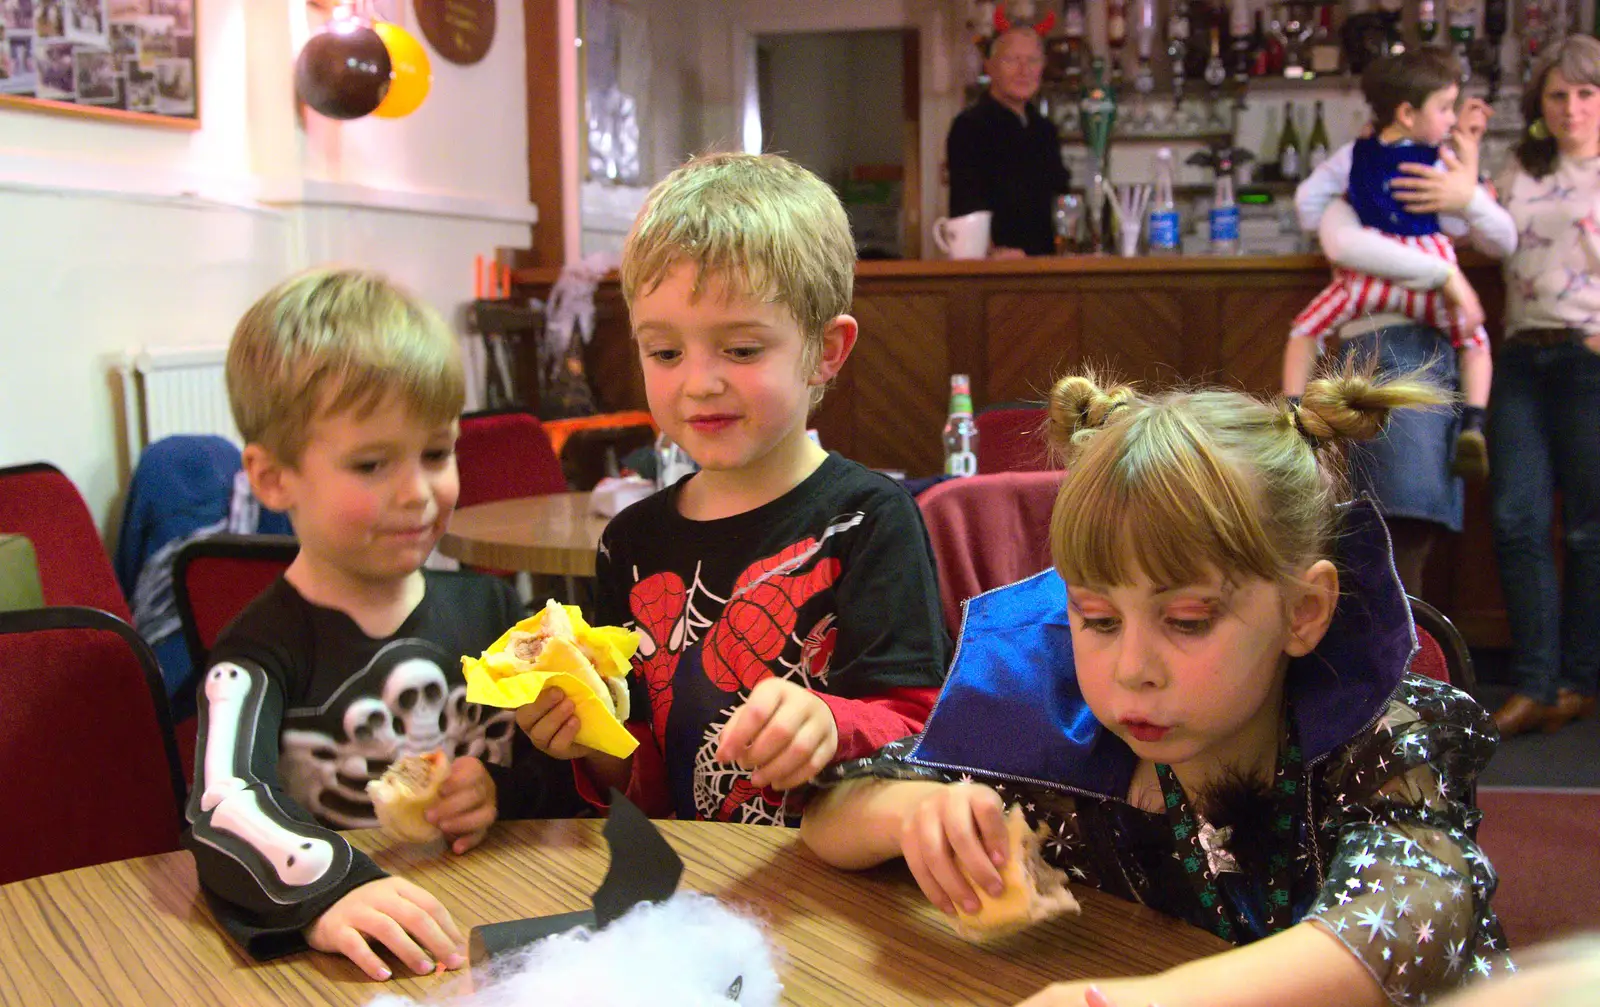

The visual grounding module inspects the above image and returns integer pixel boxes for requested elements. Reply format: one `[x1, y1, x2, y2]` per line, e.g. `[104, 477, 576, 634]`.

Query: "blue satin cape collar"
[906, 499, 1417, 801]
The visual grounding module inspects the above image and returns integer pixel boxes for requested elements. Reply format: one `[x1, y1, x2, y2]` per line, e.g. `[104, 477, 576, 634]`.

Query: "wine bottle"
[1278, 100, 1303, 182]
[1307, 99, 1331, 170]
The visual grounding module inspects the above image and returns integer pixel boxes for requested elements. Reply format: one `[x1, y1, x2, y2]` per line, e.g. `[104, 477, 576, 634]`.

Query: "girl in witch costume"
[802, 367, 1511, 1007]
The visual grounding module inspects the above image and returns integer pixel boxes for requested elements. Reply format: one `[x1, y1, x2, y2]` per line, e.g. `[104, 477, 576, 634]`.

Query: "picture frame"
[0, 0, 199, 129]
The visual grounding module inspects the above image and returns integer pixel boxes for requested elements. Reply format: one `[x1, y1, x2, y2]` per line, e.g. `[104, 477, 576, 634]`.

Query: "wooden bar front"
[513, 254, 1509, 648]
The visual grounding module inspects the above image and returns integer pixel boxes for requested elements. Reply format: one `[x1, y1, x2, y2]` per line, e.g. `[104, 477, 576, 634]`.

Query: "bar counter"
[512, 252, 1509, 647]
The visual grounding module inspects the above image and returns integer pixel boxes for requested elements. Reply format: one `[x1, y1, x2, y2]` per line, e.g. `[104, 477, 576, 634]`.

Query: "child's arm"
[1294, 142, 1355, 233]
[185, 654, 462, 975]
[1017, 925, 1386, 1007]
[1318, 198, 1459, 291]
[721, 486, 948, 789]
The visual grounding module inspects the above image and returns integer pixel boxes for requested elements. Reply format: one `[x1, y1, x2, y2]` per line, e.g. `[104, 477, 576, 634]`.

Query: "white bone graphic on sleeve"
[200, 663, 254, 812]
[211, 790, 336, 887]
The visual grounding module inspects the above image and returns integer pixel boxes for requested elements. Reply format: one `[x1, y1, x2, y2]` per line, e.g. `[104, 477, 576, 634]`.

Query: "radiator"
[120, 346, 239, 466]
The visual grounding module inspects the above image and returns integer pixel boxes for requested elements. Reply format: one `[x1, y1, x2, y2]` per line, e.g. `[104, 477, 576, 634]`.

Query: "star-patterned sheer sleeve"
[1307, 676, 1511, 1005]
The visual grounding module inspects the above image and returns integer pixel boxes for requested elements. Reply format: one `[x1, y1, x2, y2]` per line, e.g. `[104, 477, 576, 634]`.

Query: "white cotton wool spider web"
[366, 892, 782, 1007]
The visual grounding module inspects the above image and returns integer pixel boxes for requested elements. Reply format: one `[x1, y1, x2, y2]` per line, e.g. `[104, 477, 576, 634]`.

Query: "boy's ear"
[242, 443, 294, 513]
[809, 314, 859, 386]
[1393, 101, 1419, 132]
[1284, 559, 1339, 658]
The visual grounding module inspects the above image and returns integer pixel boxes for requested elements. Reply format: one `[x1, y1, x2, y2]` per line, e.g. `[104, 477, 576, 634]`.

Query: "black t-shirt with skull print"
[183, 570, 583, 960]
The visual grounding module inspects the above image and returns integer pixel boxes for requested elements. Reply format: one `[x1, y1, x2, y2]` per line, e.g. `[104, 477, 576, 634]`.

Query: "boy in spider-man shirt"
[517, 153, 949, 824]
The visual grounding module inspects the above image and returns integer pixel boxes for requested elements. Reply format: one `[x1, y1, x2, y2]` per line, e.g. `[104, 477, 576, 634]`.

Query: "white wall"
[0, 0, 536, 538]
[593, 0, 964, 258]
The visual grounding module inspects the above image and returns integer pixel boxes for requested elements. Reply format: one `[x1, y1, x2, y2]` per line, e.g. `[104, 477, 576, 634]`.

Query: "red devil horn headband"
[993, 5, 1054, 36]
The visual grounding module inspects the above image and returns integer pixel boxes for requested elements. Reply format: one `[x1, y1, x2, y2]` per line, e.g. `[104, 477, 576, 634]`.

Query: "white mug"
[932, 210, 992, 259]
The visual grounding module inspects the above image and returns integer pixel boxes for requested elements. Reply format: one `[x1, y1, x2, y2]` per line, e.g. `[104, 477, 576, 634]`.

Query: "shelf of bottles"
[962, 0, 1586, 253]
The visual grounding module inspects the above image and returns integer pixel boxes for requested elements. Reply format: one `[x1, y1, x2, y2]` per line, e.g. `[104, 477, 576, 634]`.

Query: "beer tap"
[1447, 0, 1480, 85]
[1107, 0, 1129, 87]
[1482, 0, 1507, 104]
[1167, 0, 1191, 120]
[1228, 0, 1252, 108]
[1133, 0, 1158, 129]
[1203, 23, 1229, 127]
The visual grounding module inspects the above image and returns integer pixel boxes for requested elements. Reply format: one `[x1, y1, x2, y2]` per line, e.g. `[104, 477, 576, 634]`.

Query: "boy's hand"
[304, 877, 467, 981]
[426, 756, 496, 854]
[1017, 978, 1167, 1007]
[715, 677, 839, 791]
[516, 686, 597, 761]
[900, 781, 1010, 917]
[1440, 266, 1487, 330]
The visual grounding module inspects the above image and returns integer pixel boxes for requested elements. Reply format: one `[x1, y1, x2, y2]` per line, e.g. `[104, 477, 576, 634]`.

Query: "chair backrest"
[1406, 594, 1476, 692]
[170, 534, 297, 782]
[0, 606, 185, 884]
[916, 470, 1065, 638]
[0, 463, 131, 621]
[456, 409, 569, 508]
[975, 404, 1054, 475]
[173, 533, 299, 672]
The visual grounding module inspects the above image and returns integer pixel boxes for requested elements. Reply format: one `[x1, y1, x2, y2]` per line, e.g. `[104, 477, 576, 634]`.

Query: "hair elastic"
[1291, 407, 1323, 450]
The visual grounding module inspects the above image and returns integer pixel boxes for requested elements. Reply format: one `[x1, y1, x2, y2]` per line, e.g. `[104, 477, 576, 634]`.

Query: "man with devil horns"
[945, 15, 1071, 258]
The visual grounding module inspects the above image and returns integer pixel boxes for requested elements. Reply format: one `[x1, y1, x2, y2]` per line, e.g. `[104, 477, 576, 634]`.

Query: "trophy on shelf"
[1479, 0, 1509, 104]
[1167, 0, 1191, 126]
[1080, 58, 1119, 254]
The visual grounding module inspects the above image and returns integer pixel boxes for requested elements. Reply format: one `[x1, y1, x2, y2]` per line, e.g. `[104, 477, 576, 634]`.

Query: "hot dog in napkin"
[463, 600, 640, 758]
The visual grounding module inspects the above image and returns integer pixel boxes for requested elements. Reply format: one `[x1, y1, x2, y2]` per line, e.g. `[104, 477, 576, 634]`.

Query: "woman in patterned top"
[801, 367, 1510, 1006]
[1479, 34, 1600, 738]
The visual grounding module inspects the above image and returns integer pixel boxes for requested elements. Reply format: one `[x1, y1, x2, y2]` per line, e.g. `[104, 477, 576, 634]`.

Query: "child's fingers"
[450, 826, 491, 855]
[326, 926, 394, 981]
[942, 793, 1006, 898]
[356, 909, 437, 976]
[381, 895, 465, 972]
[514, 688, 568, 733]
[749, 720, 836, 790]
[969, 789, 1010, 866]
[390, 880, 466, 949]
[739, 701, 810, 771]
[715, 686, 780, 762]
[905, 799, 984, 914]
[431, 794, 495, 837]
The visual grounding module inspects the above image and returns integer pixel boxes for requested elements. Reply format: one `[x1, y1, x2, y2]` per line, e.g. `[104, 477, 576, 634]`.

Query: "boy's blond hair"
[226, 267, 464, 464]
[620, 152, 856, 383]
[1043, 365, 1449, 590]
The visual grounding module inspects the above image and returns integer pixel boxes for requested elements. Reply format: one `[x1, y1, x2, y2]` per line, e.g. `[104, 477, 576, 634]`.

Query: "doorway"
[753, 29, 920, 260]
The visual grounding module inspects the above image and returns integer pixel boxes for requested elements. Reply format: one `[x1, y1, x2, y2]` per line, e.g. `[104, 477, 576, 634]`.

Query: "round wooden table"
[0, 819, 1229, 1006]
[438, 492, 608, 577]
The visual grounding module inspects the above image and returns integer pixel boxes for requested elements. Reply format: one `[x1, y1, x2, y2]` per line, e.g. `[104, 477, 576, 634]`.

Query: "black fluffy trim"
[1197, 768, 1284, 878]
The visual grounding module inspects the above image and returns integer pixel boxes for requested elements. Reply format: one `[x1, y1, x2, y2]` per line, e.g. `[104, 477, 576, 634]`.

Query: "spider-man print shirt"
[594, 453, 948, 825]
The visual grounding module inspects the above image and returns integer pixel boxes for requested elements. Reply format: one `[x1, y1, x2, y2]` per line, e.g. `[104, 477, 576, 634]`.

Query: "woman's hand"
[900, 781, 1010, 915]
[1390, 144, 1479, 214]
[1455, 96, 1493, 146]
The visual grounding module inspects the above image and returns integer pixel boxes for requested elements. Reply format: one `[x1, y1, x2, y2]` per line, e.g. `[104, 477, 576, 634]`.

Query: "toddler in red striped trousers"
[1286, 48, 1497, 480]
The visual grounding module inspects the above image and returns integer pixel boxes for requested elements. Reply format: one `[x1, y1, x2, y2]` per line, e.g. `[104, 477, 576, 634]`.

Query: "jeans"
[1338, 324, 1464, 532]
[1487, 339, 1600, 704]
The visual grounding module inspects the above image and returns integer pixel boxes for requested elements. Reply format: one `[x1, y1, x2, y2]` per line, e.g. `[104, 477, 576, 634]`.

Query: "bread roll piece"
[952, 805, 1081, 940]
[498, 599, 631, 719]
[368, 751, 450, 843]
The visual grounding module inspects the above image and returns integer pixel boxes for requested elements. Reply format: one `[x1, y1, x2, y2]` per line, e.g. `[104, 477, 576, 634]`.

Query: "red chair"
[457, 408, 568, 508]
[1406, 593, 1476, 691]
[0, 462, 131, 621]
[169, 534, 297, 781]
[975, 404, 1054, 475]
[916, 471, 1065, 638]
[0, 606, 185, 884]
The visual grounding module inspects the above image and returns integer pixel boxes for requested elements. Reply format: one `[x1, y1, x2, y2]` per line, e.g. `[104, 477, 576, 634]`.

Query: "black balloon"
[295, 21, 392, 120]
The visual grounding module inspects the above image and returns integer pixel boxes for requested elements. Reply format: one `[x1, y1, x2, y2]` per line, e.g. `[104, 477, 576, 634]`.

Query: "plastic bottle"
[942, 374, 979, 477]
[1149, 147, 1181, 253]
[1208, 166, 1240, 255]
[654, 431, 698, 489]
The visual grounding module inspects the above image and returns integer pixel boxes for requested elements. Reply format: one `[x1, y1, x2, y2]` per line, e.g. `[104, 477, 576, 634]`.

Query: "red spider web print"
[702, 538, 840, 694]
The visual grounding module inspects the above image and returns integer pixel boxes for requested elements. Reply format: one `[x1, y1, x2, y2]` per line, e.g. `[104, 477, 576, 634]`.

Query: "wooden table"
[0, 819, 1228, 1006]
[438, 493, 608, 577]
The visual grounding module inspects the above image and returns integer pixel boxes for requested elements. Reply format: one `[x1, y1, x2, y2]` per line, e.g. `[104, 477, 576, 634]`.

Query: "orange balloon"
[373, 21, 431, 118]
